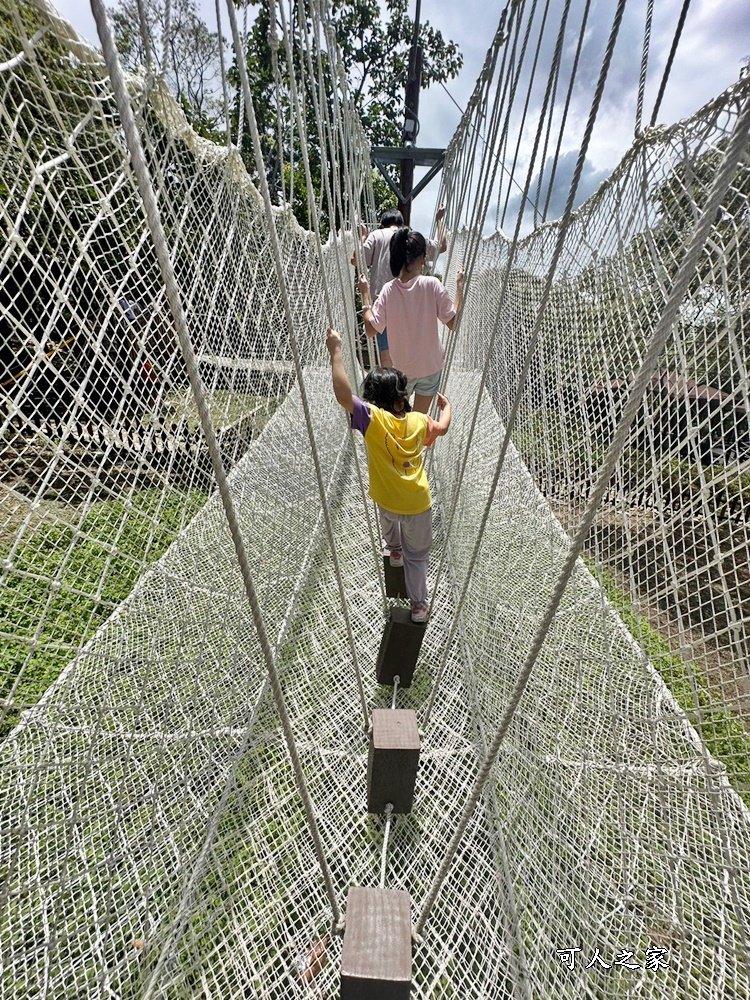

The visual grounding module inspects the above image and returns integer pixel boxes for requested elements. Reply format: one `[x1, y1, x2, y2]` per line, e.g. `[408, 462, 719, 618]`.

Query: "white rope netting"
[1, 1, 749, 998]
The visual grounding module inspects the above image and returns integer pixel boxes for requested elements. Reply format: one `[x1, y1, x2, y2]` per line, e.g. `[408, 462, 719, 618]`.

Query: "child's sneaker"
[389, 550, 404, 567]
[410, 602, 428, 623]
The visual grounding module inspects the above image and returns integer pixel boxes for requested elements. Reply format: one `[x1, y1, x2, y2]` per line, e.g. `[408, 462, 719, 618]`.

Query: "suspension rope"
[272, 0, 333, 325]
[161, 0, 172, 83]
[417, 81, 750, 944]
[223, 0, 369, 734]
[293, 0, 387, 607]
[437, 3, 522, 317]
[424, 0, 630, 728]
[532, 0, 573, 226]
[541, 0, 592, 220]
[430, 0, 596, 630]
[650, 0, 693, 127]
[428, 17, 540, 600]
[213, 0, 232, 145]
[268, 0, 286, 197]
[498, 0, 544, 228]
[236, 0, 248, 152]
[296, 0, 386, 588]
[89, 0, 345, 947]
[135, 0, 154, 76]
[635, 0, 653, 135]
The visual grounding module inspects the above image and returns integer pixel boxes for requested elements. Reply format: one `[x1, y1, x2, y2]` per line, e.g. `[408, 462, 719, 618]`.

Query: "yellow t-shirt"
[350, 396, 439, 515]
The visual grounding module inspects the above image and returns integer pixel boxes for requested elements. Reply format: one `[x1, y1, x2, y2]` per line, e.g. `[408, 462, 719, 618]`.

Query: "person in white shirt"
[356, 206, 447, 368]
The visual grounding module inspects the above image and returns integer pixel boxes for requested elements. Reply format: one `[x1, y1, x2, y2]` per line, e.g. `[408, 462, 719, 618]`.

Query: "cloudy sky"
[51, 0, 749, 234]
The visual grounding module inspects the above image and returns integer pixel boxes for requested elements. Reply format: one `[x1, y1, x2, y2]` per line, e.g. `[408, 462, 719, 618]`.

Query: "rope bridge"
[1, 0, 749, 997]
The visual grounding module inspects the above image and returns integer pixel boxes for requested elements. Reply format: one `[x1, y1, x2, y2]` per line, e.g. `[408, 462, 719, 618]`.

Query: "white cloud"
[36, 0, 750, 233]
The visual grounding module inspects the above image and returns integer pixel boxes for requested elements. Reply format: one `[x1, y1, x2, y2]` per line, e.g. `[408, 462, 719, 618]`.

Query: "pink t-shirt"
[369, 275, 456, 379]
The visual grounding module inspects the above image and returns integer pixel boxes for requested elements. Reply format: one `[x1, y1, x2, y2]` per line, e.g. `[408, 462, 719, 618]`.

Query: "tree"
[234, 0, 463, 230]
[650, 142, 750, 392]
[110, 0, 226, 139]
[651, 143, 750, 308]
[330, 0, 462, 147]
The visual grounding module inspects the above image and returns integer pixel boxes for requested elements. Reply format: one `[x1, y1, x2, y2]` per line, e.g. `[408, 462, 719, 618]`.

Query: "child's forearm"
[362, 305, 377, 337]
[453, 266, 465, 318]
[358, 279, 377, 338]
[437, 400, 452, 433]
[330, 347, 354, 411]
[436, 205, 447, 253]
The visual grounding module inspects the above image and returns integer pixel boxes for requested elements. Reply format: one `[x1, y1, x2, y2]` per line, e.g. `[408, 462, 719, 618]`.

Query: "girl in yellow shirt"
[326, 328, 452, 622]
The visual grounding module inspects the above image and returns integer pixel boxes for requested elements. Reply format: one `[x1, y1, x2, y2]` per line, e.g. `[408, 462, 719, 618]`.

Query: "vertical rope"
[286, 0, 387, 607]
[499, 0, 543, 228]
[135, 0, 154, 75]
[635, 0, 653, 134]
[541, 0, 592, 219]
[214, 0, 233, 144]
[416, 86, 750, 939]
[423, 0, 631, 728]
[268, 0, 286, 195]
[311, 1, 393, 595]
[650, 0, 693, 127]
[161, 0, 172, 83]
[223, 0, 370, 731]
[89, 0, 344, 945]
[236, 0, 248, 152]
[532, 0, 573, 226]
[428, 0, 592, 631]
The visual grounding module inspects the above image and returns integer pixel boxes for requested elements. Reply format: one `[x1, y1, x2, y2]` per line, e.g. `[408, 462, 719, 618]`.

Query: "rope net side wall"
[1, 2, 749, 999]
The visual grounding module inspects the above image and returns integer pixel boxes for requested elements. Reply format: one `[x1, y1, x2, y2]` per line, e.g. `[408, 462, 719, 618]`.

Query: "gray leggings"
[379, 506, 432, 605]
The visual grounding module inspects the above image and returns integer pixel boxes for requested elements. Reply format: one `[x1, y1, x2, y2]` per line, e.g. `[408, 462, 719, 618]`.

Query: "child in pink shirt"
[353, 207, 448, 369]
[359, 229, 464, 413]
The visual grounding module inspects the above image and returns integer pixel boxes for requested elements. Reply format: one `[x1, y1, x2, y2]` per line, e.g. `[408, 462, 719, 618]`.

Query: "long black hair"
[362, 366, 412, 415]
[389, 227, 426, 277]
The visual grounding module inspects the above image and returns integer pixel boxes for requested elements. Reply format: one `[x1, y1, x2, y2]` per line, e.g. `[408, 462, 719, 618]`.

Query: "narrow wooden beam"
[340, 886, 412, 999]
[367, 708, 420, 815]
[376, 607, 426, 687]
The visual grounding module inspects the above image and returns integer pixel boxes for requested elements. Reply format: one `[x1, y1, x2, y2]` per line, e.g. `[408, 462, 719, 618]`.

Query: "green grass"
[163, 391, 282, 432]
[591, 561, 750, 808]
[0, 487, 206, 737]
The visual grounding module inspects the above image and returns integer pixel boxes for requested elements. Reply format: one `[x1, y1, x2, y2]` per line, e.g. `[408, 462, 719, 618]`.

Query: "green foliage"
[110, 0, 226, 140]
[538, 139, 749, 403]
[234, 0, 462, 231]
[651, 143, 750, 299]
[0, 488, 206, 737]
[1, 1, 165, 419]
[371, 172, 399, 219]
[649, 143, 750, 392]
[331, 0, 463, 145]
[593, 562, 750, 808]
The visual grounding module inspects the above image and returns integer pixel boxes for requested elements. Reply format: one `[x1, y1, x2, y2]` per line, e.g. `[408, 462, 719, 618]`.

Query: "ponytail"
[390, 228, 427, 277]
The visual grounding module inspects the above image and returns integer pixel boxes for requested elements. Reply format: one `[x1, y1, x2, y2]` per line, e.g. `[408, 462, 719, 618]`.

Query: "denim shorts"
[376, 327, 389, 352]
[406, 370, 441, 398]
